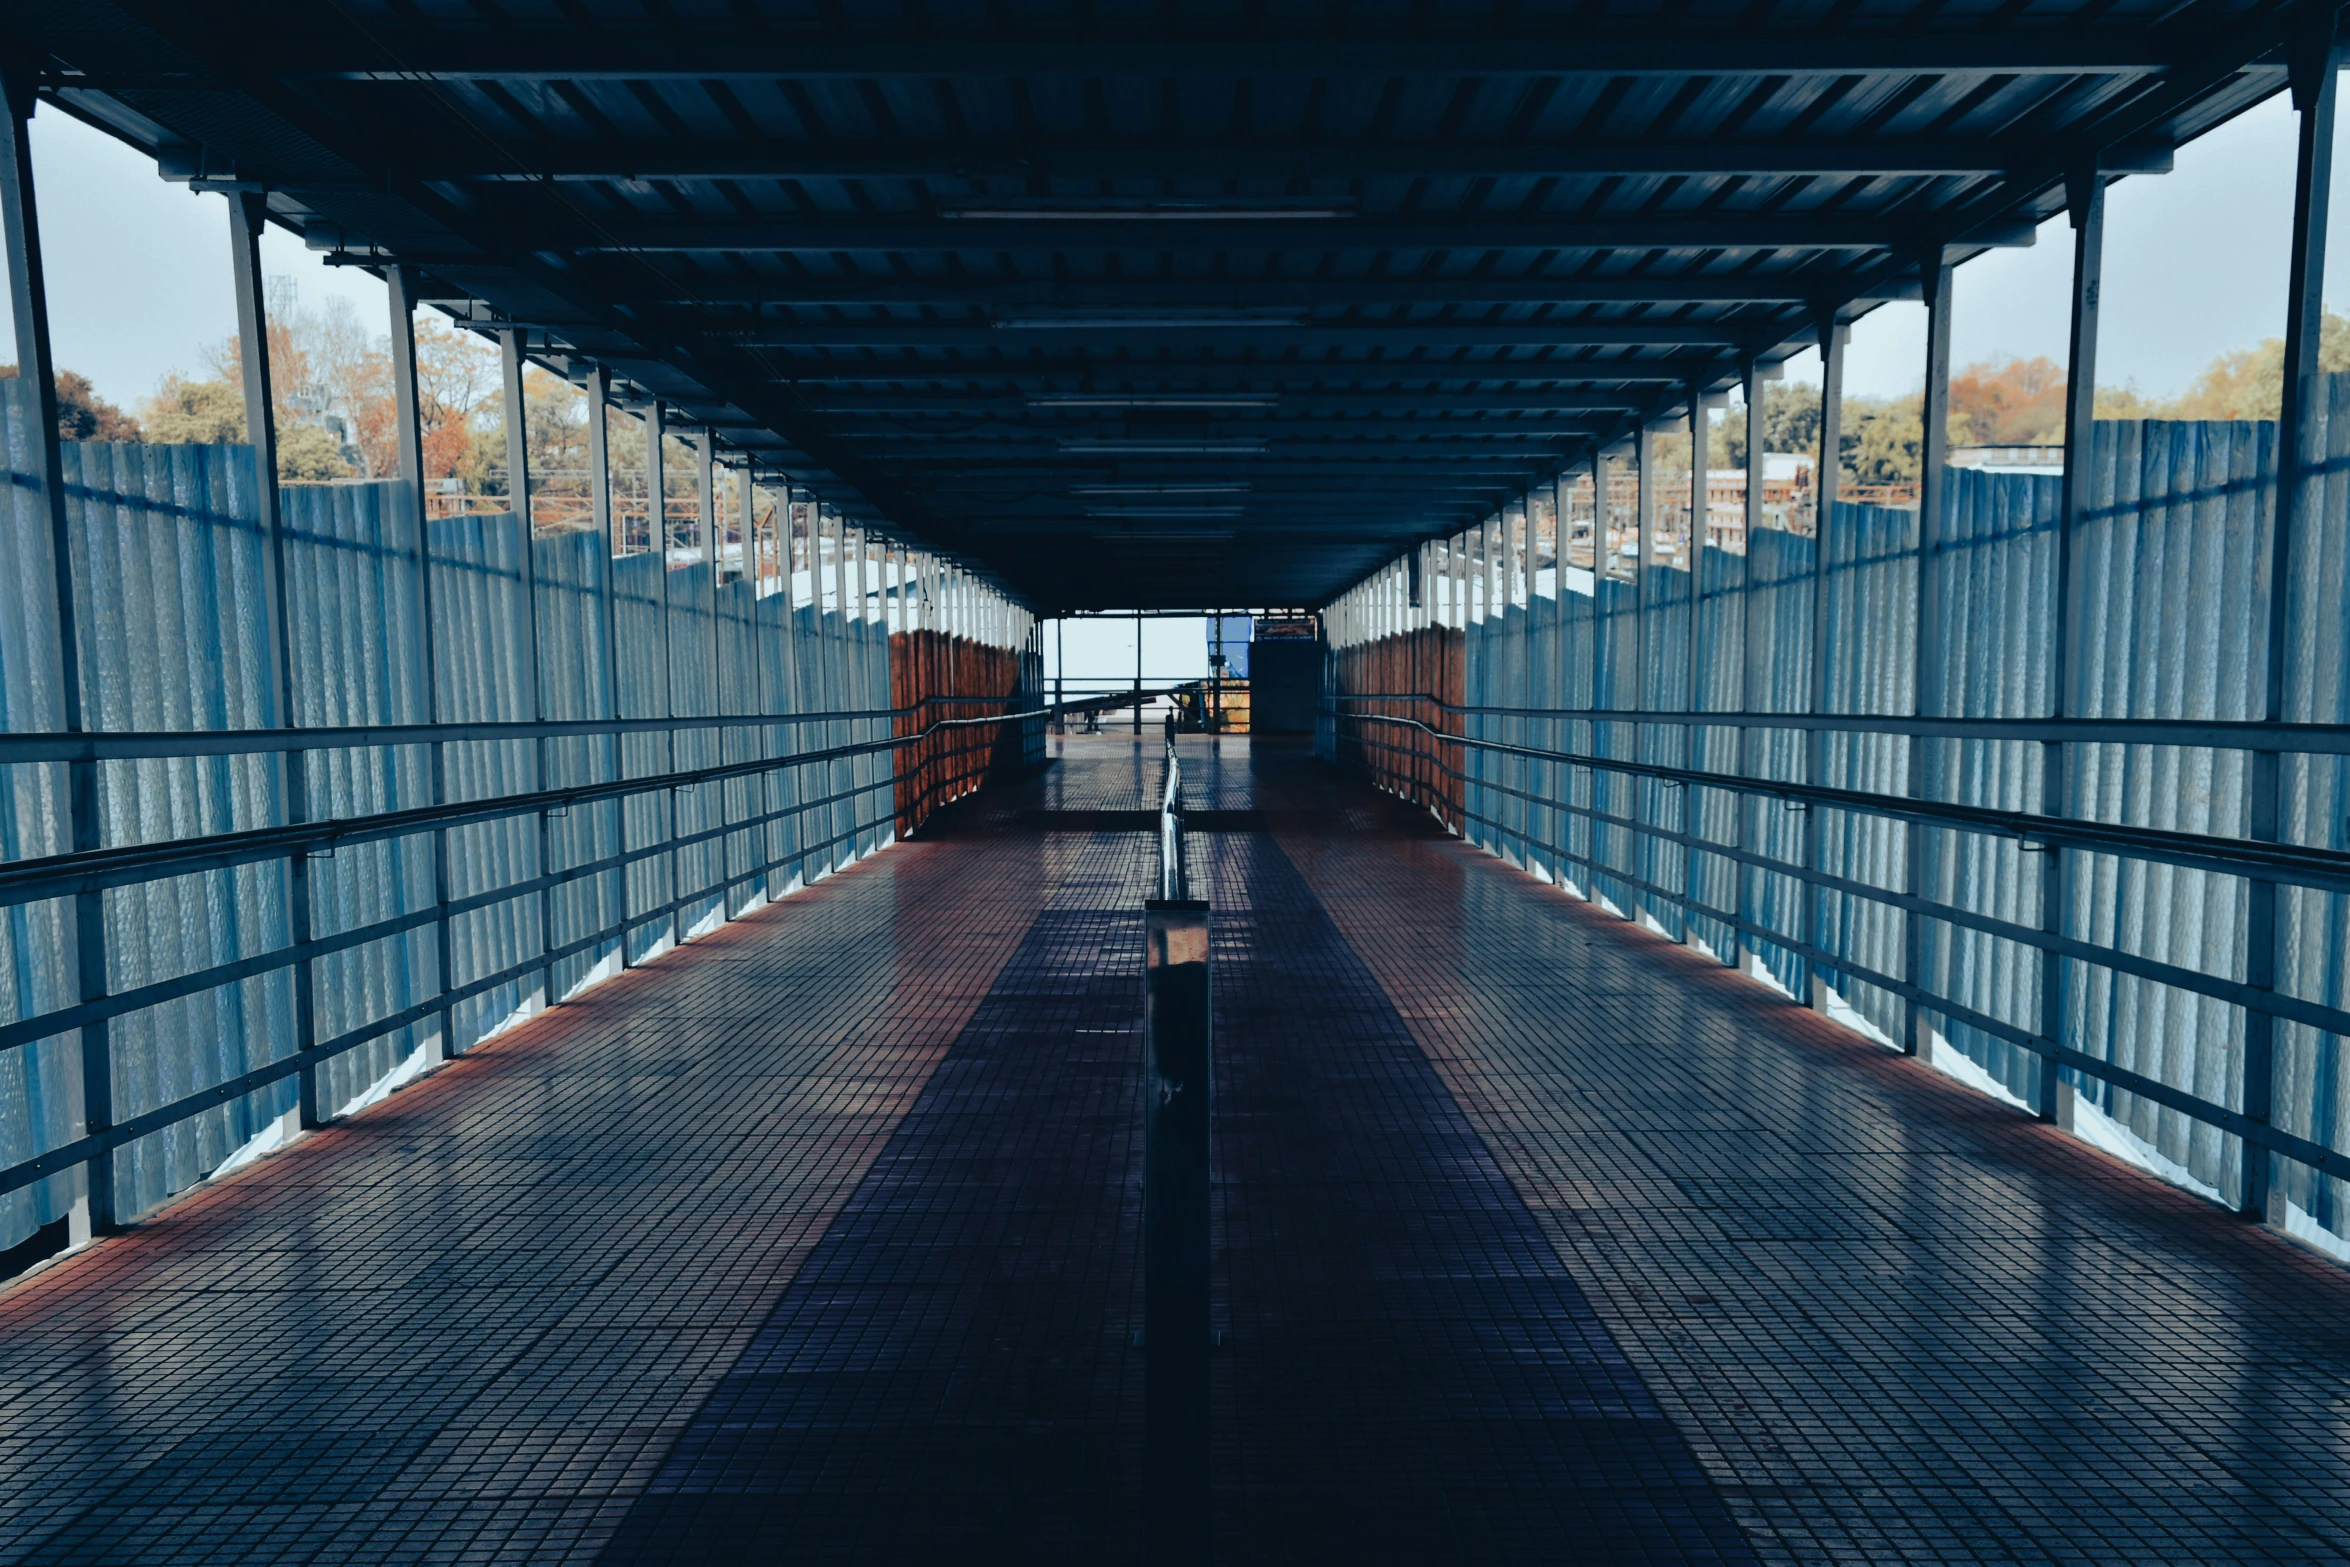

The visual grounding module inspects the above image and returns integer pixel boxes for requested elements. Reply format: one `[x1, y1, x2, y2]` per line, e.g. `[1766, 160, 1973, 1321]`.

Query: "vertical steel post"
[1142, 894, 1211, 1566]
[586, 365, 625, 971]
[1554, 473, 1574, 887]
[498, 330, 554, 1015]
[224, 194, 318, 1140]
[2246, 31, 2338, 1216]
[698, 431, 719, 773]
[1805, 322, 1847, 1010]
[743, 470, 775, 898]
[643, 401, 683, 949]
[1736, 363, 1766, 975]
[2, 71, 114, 1231]
[777, 485, 807, 885]
[1909, 250, 1955, 1058]
[1589, 451, 1611, 899]
[2043, 170, 2105, 1123]
[852, 526, 872, 847]
[1634, 424, 1656, 922]
[1518, 497, 1535, 867]
[1686, 384, 1710, 948]
[386, 266, 455, 1062]
[1134, 611, 1144, 735]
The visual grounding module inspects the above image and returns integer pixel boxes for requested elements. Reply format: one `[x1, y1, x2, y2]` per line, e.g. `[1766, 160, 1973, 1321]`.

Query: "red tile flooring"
[0, 735, 2345, 1563]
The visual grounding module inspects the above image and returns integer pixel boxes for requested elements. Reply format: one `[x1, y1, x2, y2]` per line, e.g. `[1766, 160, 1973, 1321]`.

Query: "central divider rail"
[1142, 731, 1209, 1564]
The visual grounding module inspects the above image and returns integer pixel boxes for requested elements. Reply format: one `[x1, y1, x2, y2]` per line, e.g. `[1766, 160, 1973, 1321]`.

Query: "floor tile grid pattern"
[595, 826, 1157, 1562]
[1264, 750, 2350, 1565]
[1196, 822, 1756, 1565]
[0, 828, 1067, 1565]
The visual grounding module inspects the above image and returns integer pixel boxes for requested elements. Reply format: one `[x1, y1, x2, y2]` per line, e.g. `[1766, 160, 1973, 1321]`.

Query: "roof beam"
[711, 317, 1786, 350]
[284, 31, 2237, 79]
[575, 275, 1919, 309]
[407, 139, 2045, 183]
[484, 214, 2034, 254]
[793, 389, 1651, 412]
[715, 351, 1745, 386]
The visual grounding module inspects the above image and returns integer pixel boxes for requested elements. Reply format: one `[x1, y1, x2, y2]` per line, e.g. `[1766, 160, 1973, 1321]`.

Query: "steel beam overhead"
[5, 0, 2298, 607]
[267, 31, 2264, 78]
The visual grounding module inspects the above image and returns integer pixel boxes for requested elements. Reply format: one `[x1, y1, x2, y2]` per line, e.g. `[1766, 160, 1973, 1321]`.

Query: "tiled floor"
[1254, 740, 2350, 1565]
[0, 734, 2345, 1564]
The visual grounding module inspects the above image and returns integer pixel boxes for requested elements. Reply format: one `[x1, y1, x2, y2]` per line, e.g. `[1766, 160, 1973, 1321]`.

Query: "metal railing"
[1159, 734, 1188, 902]
[0, 697, 1043, 1206]
[1328, 691, 2350, 1191]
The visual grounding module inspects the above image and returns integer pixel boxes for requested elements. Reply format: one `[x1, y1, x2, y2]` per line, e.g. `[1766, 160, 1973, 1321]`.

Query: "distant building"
[1949, 444, 2065, 475]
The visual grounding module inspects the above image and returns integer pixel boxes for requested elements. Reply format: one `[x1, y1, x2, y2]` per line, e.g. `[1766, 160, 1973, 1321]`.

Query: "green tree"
[141, 376, 247, 445]
[1719, 382, 1822, 469]
[276, 422, 351, 481]
[143, 376, 357, 480]
[1844, 395, 1924, 486]
[0, 365, 143, 441]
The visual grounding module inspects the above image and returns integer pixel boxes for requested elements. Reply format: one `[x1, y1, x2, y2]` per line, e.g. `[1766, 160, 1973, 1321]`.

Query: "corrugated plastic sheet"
[0, 379, 1028, 1242]
[1331, 392, 2350, 1224]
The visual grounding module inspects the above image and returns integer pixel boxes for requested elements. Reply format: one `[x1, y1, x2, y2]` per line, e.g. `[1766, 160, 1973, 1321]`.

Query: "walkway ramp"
[0, 738, 2343, 1565]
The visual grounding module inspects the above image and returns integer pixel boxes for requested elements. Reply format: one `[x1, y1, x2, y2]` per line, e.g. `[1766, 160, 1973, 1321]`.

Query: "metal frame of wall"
[0, 81, 1044, 1241]
[1325, 36, 2350, 1235]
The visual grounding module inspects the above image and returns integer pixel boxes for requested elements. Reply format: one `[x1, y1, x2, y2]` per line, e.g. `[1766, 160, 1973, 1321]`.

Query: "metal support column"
[1736, 362, 1766, 975]
[585, 364, 625, 972]
[1134, 612, 1144, 735]
[2246, 29, 2340, 1216]
[644, 401, 681, 950]
[1635, 423, 1656, 924]
[1908, 250, 1955, 1057]
[1521, 493, 1537, 872]
[1686, 384, 1710, 948]
[2, 69, 113, 1232]
[386, 266, 454, 1063]
[1589, 451, 1611, 899]
[1805, 320, 1848, 1011]
[2043, 169, 2106, 1123]
[696, 432, 723, 910]
[498, 330, 554, 1015]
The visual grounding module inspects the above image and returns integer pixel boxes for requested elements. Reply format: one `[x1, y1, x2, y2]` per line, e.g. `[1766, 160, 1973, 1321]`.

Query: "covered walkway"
[0, 736, 2342, 1565]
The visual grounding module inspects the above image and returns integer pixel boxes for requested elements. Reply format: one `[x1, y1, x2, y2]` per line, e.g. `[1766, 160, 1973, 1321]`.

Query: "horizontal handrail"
[1332, 716, 2350, 1188]
[1344, 723, 2350, 1044]
[0, 707, 1044, 909]
[0, 691, 1015, 765]
[1333, 690, 2350, 757]
[0, 709, 1032, 1200]
[1334, 707, 2350, 895]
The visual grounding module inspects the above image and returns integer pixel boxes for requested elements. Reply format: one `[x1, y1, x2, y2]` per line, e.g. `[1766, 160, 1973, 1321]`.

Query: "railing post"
[1635, 421, 1657, 926]
[1142, 893, 1211, 1566]
[1686, 379, 1710, 949]
[586, 364, 626, 972]
[697, 431, 721, 913]
[645, 399, 683, 950]
[229, 193, 319, 1139]
[1588, 452, 1609, 899]
[2043, 167, 2105, 1123]
[1, 68, 113, 1234]
[387, 265, 454, 1062]
[1909, 248, 1955, 1058]
[1736, 360, 1766, 975]
[1805, 319, 1847, 1012]
[2247, 27, 2340, 1218]
[499, 329, 555, 1015]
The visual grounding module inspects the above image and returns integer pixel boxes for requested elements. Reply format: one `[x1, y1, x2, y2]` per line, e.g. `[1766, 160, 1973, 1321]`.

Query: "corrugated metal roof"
[11, 0, 2301, 608]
